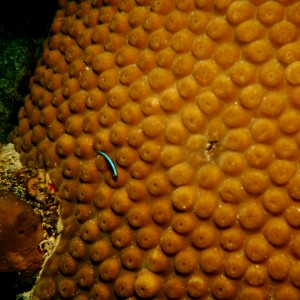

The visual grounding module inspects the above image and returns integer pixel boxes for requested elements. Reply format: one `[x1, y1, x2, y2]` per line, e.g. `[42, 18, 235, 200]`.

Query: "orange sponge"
[0, 191, 44, 276]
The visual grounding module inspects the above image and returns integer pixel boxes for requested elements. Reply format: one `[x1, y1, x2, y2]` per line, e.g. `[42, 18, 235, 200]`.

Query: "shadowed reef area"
[0, 0, 58, 143]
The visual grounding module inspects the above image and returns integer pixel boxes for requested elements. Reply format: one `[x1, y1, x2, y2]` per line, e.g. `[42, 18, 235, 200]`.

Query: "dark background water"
[0, 0, 58, 143]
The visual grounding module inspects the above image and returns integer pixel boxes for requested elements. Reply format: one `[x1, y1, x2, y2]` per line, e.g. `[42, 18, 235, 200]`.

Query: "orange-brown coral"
[10, 0, 300, 299]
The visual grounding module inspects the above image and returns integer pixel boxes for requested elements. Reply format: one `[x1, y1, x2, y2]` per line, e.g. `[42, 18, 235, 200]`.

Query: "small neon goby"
[96, 150, 118, 179]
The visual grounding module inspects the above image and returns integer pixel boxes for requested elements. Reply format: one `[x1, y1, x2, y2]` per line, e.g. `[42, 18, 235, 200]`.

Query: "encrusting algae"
[9, 0, 300, 299]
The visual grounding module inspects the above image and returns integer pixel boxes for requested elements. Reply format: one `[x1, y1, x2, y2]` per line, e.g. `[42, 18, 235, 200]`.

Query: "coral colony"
[8, 0, 300, 299]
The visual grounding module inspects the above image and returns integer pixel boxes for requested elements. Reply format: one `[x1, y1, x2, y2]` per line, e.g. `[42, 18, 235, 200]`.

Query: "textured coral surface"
[11, 0, 300, 299]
